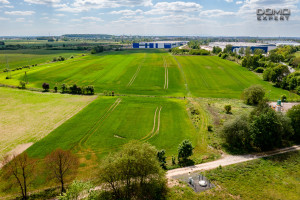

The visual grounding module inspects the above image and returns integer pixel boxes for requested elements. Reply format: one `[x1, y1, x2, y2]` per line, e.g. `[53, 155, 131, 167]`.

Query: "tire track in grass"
[77, 98, 122, 151]
[140, 107, 158, 141]
[141, 106, 162, 142]
[127, 55, 146, 87]
[163, 57, 169, 90]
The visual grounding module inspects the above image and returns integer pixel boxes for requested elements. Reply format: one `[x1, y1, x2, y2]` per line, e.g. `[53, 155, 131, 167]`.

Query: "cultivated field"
[0, 49, 85, 70]
[1, 50, 298, 100]
[0, 87, 96, 158]
[27, 96, 205, 158]
[176, 55, 299, 100]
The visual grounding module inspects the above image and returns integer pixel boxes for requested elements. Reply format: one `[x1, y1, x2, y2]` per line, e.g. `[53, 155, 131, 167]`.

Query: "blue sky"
[0, 0, 299, 36]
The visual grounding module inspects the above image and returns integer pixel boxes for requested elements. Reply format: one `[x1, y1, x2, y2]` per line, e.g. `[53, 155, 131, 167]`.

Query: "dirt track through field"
[127, 55, 146, 87]
[140, 106, 162, 142]
[77, 98, 122, 151]
[163, 57, 169, 90]
[167, 145, 300, 179]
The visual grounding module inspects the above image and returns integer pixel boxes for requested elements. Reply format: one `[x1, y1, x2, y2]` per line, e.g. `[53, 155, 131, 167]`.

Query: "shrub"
[287, 104, 300, 142]
[221, 115, 251, 151]
[157, 149, 167, 169]
[242, 85, 265, 105]
[19, 81, 26, 89]
[54, 86, 58, 93]
[254, 67, 264, 73]
[42, 83, 50, 91]
[224, 105, 232, 114]
[207, 125, 213, 132]
[281, 95, 287, 102]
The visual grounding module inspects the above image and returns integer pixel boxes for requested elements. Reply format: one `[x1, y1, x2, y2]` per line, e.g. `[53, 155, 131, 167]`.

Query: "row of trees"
[42, 83, 95, 95]
[170, 48, 210, 55]
[222, 85, 300, 153]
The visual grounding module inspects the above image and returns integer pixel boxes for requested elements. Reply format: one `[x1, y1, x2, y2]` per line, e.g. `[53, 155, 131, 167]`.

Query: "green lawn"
[0, 87, 95, 157]
[168, 151, 300, 200]
[176, 55, 299, 100]
[0, 49, 85, 70]
[27, 96, 204, 159]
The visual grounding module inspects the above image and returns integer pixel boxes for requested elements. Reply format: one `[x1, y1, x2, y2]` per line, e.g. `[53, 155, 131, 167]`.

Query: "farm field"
[175, 55, 300, 100]
[0, 87, 96, 158]
[168, 150, 300, 200]
[0, 49, 85, 70]
[26, 96, 210, 159]
[0, 49, 186, 96]
[0, 50, 298, 100]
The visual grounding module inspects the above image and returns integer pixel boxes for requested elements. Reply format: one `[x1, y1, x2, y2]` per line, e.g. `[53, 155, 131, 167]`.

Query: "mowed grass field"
[168, 151, 300, 200]
[0, 49, 85, 70]
[176, 55, 300, 100]
[0, 50, 298, 100]
[0, 87, 96, 157]
[27, 96, 204, 159]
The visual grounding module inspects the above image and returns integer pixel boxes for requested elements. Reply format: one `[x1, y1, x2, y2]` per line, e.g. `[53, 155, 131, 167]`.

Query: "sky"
[0, 0, 299, 37]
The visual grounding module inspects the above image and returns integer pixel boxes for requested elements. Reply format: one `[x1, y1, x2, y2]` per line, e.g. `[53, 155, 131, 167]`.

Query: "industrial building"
[132, 41, 188, 49]
[208, 42, 277, 53]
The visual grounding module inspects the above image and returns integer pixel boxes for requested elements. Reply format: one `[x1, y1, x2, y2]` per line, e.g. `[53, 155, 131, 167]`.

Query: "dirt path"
[167, 145, 300, 178]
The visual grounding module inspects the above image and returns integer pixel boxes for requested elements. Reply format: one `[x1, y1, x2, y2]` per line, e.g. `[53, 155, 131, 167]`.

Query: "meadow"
[27, 96, 208, 159]
[168, 151, 300, 200]
[0, 87, 96, 158]
[0, 50, 298, 100]
[0, 49, 85, 70]
[176, 55, 299, 100]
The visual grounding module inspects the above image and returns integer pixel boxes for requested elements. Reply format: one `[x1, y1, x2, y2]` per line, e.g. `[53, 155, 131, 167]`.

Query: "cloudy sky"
[0, 0, 299, 36]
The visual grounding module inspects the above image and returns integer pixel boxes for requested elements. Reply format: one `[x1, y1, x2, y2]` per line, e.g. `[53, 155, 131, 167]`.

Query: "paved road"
[167, 145, 300, 178]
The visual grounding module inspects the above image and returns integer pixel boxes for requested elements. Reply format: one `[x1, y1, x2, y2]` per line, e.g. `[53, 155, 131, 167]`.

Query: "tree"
[157, 149, 167, 169]
[42, 83, 50, 91]
[239, 47, 244, 55]
[99, 141, 167, 200]
[242, 85, 265, 105]
[221, 115, 251, 151]
[224, 105, 232, 114]
[44, 149, 79, 195]
[2, 153, 36, 200]
[178, 139, 194, 165]
[57, 180, 94, 200]
[223, 44, 233, 54]
[19, 81, 26, 89]
[287, 105, 300, 142]
[245, 47, 252, 57]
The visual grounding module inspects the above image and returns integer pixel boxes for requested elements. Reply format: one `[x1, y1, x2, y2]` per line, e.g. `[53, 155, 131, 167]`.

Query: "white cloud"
[57, 0, 152, 12]
[145, 1, 202, 15]
[200, 9, 235, 17]
[0, 17, 9, 20]
[110, 9, 143, 15]
[16, 18, 25, 22]
[0, 0, 9, 4]
[225, 0, 233, 2]
[5, 11, 35, 15]
[55, 13, 65, 17]
[24, 0, 61, 4]
[81, 16, 103, 22]
[236, 1, 243, 5]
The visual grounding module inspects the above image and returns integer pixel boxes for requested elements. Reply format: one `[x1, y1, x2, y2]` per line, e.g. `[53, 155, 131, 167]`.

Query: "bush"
[54, 86, 58, 93]
[281, 95, 287, 102]
[221, 53, 228, 59]
[207, 125, 213, 132]
[254, 67, 264, 73]
[19, 81, 26, 89]
[42, 83, 50, 91]
[242, 85, 265, 105]
[224, 105, 232, 114]
[221, 115, 251, 151]
[287, 105, 300, 142]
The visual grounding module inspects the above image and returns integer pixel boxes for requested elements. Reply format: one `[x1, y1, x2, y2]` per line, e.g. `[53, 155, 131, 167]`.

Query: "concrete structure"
[132, 41, 188, 49]
[209, 42, 277, 53]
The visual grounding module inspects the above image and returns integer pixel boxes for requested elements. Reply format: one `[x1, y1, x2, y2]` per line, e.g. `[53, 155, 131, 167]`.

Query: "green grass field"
[176, 55, 299, 100]
[0, 49, 85, 70]
[27, 96, 206, 159]
[0, 87, 95, 158]
[168, 151, 300, 200]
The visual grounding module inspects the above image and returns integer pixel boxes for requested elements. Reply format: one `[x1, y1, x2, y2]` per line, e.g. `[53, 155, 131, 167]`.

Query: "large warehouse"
[208, 42, 277, 53]
[132, 41, 188, 49]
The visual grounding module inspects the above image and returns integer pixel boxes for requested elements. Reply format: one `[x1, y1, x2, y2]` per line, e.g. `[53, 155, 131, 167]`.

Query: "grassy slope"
[27, 96, 204, 159]
[168, 151, 300, 200]
[176, 55, 299, 100]
[0, 87, 95, 157]
[0, 49, 85, 70]
[0, 50, 186, 97]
